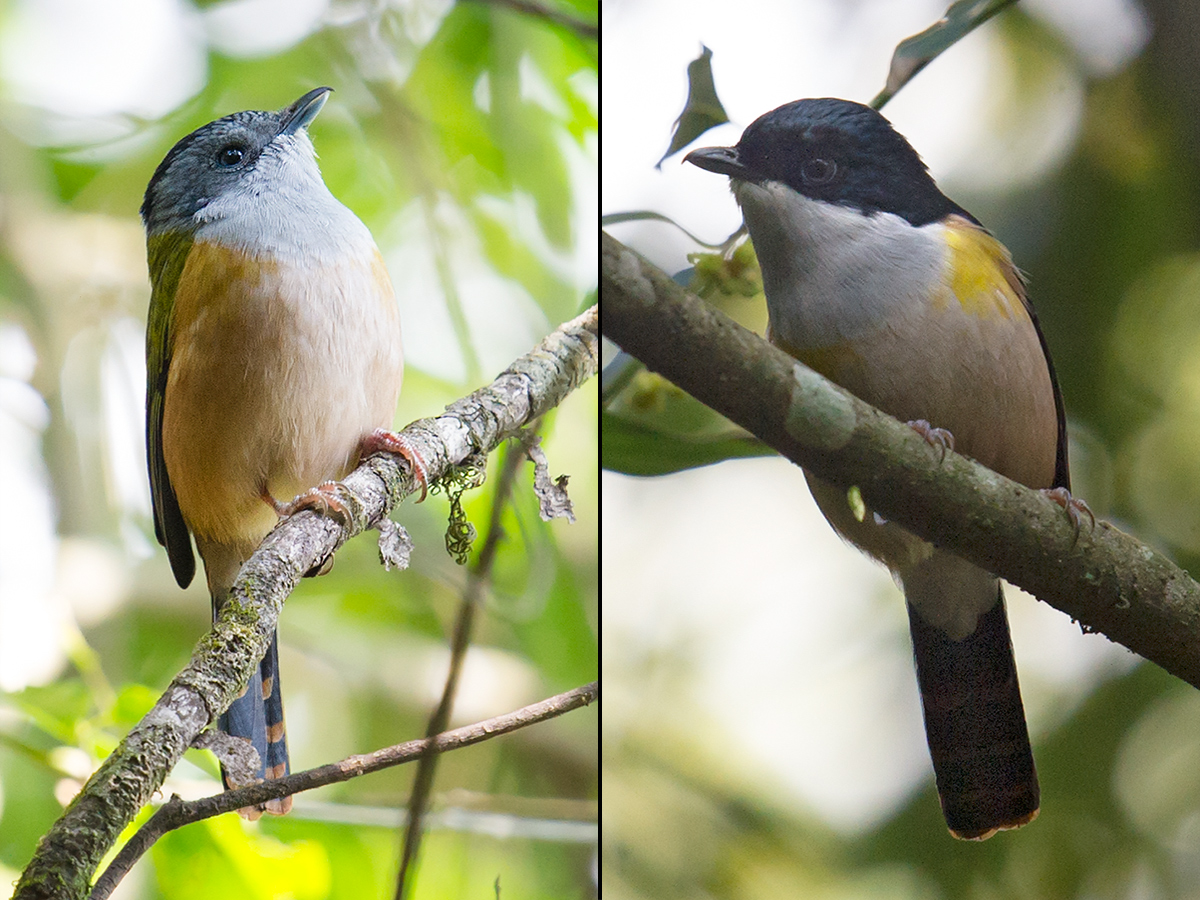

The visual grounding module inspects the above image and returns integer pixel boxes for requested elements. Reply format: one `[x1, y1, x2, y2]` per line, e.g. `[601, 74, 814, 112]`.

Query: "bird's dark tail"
[905, 585, 1038, 840]
[218, 629, 292, 818]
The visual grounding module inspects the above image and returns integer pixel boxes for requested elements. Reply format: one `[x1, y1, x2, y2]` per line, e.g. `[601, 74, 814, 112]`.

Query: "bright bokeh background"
[603, 0, 1200, 897]
[0, 0, 597, 897]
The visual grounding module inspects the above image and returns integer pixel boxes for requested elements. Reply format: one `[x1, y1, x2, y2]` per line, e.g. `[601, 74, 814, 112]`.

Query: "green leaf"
[657, 45, 730, 168]
[603, 248, 772, 476]
[602, 407, 771, 476]
[871, 0, 1019, 109]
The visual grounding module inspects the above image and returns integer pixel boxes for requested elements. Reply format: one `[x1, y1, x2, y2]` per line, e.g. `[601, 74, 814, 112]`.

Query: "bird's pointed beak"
[684, 145, 750, 178]
[280, 87, 332, 136]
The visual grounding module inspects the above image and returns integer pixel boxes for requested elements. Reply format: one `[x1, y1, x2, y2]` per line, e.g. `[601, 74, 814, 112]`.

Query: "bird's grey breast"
[733, 179, 945, 351]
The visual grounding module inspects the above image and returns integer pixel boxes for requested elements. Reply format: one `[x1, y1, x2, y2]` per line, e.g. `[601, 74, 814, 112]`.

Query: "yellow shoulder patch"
[939, 215, 1026, 320]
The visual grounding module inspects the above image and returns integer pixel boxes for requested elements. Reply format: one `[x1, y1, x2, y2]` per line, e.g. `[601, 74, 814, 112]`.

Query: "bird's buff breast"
[161, 239, 403, 547]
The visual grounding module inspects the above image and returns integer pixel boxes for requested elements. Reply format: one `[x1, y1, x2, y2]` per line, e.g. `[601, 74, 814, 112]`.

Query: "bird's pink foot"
[1041, 486, 1095, 537]
[361, 428, 429, 501]
[908, 419, 955, 462]
[262, 482, 352, 523]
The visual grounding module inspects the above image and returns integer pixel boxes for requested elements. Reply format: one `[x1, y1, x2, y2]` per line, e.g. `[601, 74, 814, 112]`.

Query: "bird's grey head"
[141, 87, 333, 237]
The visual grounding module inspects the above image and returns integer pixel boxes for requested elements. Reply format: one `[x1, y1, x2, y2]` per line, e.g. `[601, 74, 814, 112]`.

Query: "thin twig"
[394, 427, 533, 898]
[466, 0, 598, 39]
[88, 682, 598, 900]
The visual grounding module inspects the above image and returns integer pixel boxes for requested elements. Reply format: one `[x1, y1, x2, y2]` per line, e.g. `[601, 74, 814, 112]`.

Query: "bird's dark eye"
[801, 158, 837, 184]
[216, 144, 246, 168]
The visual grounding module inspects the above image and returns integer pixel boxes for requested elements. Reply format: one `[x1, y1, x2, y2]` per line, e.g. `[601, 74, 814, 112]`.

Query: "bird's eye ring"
[216, 145, 246, 168]
[801, 158, 836, 184]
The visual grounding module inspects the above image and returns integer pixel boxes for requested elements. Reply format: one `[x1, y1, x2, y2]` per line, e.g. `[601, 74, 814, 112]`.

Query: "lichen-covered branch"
[602, 232, 1200, 687]
[14, 306, 598, 900]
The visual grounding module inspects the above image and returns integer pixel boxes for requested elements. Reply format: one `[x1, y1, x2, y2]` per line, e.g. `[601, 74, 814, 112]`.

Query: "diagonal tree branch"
[14, 306, 598, 900]
[87, 682, 599, 900]
[602, 232, 1200, 686]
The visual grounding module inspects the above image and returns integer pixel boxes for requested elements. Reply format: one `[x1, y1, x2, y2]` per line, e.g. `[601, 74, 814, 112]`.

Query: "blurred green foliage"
[0, 0, 596, 897]
[602, 240, 771, 476]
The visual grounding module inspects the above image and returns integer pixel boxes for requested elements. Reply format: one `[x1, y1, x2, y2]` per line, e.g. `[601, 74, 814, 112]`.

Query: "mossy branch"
[602, 232, 1200, 686]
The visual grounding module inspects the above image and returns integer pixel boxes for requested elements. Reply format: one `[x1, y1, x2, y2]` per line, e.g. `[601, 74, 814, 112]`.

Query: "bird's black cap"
[686, 98, 974, 228]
